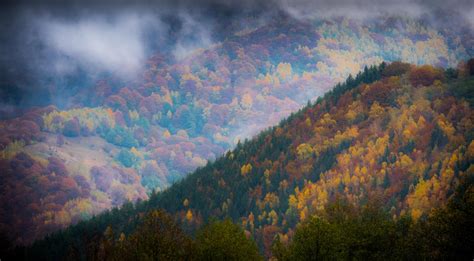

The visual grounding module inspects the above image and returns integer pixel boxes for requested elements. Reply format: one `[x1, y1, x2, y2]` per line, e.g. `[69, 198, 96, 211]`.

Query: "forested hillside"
[11, 60, 473, 260]
[1, 15, 474, 245]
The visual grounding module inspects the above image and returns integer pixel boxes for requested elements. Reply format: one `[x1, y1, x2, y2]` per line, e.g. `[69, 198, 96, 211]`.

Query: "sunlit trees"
[241, 163, 253, 176]
[42, 108, 116, 136]
[296, 143, 313, 160]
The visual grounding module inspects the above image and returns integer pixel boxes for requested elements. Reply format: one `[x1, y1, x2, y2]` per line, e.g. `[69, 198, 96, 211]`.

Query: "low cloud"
[277, 0, 474, 22]
[1, 0, 473, 109]
[172, 13, 214, 61]
[279, 0, 425, 20]
[465, 8, 474, 29]
[39, 13, 159, 78]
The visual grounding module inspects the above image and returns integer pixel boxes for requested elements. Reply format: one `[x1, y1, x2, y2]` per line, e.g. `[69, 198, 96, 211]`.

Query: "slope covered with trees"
[1, 15, 473, 245]
[9, 60, 473, 260]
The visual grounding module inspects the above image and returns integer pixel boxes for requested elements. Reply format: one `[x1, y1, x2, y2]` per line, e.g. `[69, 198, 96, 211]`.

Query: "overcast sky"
[1, 0, 473, 108]
[2, 0, 473, 76]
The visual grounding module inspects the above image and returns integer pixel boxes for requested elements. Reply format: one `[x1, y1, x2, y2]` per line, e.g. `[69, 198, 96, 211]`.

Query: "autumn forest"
[1, 0, 474, 260]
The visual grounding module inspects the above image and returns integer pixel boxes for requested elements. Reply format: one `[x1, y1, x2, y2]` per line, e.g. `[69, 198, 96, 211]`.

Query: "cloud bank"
[0, 0, 473, 109]
[39, 13, 155, 77]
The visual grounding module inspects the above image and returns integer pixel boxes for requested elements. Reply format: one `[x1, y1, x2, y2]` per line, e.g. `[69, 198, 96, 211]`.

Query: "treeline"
[67, 211, 262, 261]
[2, 201, 263, 261]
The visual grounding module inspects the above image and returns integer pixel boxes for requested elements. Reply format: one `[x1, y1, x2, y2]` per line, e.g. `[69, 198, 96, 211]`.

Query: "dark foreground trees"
[75, 211, 262, 261]
[195, 219, 262, 261]
[273, 174, 474, 260]
[83, 173, 473, 261]
[272, 201, 399, 261]
[91, 210, 195, 260]
[406, 173, 474, 260]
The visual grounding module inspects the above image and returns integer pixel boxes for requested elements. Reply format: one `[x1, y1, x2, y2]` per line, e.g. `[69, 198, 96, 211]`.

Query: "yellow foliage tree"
[296, 143, 313, 160]
[241, 93, 253, 109]
[369, 102, 385, 119]
[186, 210, 193, 222]
[241, 163, 253, 176]
[277, 62, 292, 80]
[163, 129, 171, 138]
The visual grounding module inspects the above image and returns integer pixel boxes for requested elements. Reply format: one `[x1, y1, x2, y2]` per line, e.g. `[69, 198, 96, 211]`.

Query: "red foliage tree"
[106, 95, 127, 111]
[382, 61, 411, 77]
[362, 81, 393, 106]
[409, 65, 444, 87]
[47, 157, 69, 176]
[90, 166, 113, 192]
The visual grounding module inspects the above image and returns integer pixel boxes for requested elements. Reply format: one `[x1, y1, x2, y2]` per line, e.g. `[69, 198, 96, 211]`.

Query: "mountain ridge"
[3, 15, 473, 245]
[17, 60, 474, 259]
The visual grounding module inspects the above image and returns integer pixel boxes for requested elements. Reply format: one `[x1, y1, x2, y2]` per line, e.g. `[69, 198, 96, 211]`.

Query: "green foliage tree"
[450, 77, 474, 107]
[195, 219, 263, 261]
[115, 149, 139, 168]
[104, 126, 138, 148]
[86, 210, 195, 261]
[280, 217, 341, 260]
[275, 200, 397, 260]
[63, 118, 81, 137]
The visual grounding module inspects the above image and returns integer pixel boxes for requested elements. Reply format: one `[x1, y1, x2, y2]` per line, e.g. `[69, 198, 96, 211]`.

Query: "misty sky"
[1, 0, 473, 109]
